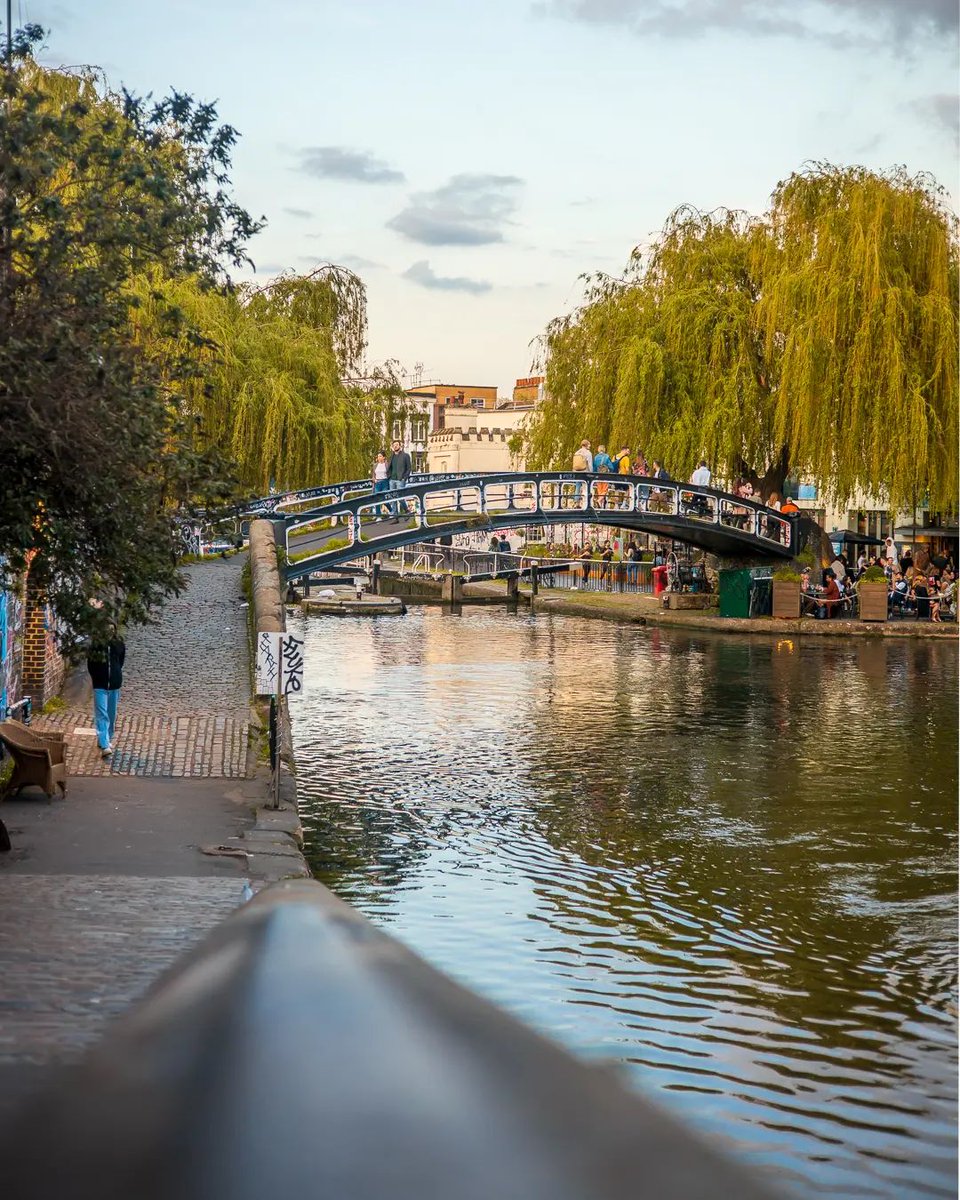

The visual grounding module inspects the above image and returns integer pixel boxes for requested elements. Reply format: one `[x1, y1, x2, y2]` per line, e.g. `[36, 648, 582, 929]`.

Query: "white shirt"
[690, 465, 711, 487]
[373, 462, 387, 482]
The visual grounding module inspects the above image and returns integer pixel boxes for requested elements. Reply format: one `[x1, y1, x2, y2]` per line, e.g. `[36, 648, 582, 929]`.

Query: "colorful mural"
[0, 565, 26, 716]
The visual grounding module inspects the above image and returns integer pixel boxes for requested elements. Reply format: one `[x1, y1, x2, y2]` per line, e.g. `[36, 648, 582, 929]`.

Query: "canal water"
[289, 607, 958, 1199]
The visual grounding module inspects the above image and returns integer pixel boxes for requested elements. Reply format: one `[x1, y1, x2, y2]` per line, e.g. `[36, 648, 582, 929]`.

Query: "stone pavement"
[35, 556, 251, 777]
[0, 558, 293, 1117]
[36, 709, 250, 777]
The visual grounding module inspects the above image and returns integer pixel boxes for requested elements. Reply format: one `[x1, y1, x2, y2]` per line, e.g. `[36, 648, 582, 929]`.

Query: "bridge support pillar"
[530, 565, 539, 597]
[370, 561, 381, 595]
[506, 574, 519, 600]
[441, 575, 463, 604]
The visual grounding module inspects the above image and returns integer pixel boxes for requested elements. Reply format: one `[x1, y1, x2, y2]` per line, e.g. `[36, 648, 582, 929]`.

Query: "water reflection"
[290, 608, 957, 1199]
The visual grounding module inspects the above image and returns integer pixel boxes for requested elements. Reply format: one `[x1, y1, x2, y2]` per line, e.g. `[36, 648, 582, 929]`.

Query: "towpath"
[0, 558, 298, 1116]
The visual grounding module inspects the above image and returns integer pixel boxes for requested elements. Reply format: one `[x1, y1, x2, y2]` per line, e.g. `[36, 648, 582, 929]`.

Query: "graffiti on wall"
[0, 564, 26, 715]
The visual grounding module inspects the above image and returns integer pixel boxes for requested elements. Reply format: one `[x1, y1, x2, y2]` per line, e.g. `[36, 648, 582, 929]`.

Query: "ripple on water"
[291, 607, 958, 1199]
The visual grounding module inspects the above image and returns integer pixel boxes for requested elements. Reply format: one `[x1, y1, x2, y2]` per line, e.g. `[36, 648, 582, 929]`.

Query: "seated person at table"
[929, 578, 943, 623]
[820, 570, 843, 618]
[888, 571, 909, 614]
[800, 568, 819, 616]
[940, 570, 957, 618]
[912, 575, 930, 619]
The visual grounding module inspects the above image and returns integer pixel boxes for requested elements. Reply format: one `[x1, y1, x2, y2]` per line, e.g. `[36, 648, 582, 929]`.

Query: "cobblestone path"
[0, 559, 258, 1105]
[36, 558, 251, 778]
[0, 874, 244, 1066]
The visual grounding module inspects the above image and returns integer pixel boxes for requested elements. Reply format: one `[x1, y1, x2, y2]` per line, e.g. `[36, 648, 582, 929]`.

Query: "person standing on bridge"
[372, 451, 390, 515]
[612, 446, 632, 508]
[593, 445, 613, 508]
[568, 439, 593, 507]
[690, 460, 711, 488]
[387, 439, 412, 515]
[87, 622, 125, 760]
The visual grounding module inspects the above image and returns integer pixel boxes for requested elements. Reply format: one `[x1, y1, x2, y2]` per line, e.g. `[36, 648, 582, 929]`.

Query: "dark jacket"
[87, 638, 125, 690]
[387, 450, 412, 482]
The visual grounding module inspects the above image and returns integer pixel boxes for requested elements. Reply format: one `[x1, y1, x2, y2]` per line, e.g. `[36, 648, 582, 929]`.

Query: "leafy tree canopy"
[1, 29, 405, 648]
[129, 266, 407, 493]
[526, 163, 958, 512]
[0, 26, 263, 645]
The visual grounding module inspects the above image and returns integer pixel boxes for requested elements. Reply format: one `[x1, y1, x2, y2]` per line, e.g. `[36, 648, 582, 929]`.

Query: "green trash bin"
[718, 568, 752, 618]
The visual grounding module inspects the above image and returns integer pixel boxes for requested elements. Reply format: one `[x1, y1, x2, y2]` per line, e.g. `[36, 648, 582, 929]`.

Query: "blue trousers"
[93, 688, 120, 750]
[388, 478, 409, 515]
[373, 478, 390, 515]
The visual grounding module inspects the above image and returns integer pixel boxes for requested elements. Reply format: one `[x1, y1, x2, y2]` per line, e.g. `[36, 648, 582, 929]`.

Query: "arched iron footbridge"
[262, 472, 796, 582]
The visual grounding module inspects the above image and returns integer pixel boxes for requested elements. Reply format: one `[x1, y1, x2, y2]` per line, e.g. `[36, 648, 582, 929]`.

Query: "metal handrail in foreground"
[3, 880, 782, 1200]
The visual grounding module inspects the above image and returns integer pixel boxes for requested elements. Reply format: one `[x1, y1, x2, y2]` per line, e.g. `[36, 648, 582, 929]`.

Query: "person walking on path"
[387, 439, 412, 515]
[87, 625, 125, 759]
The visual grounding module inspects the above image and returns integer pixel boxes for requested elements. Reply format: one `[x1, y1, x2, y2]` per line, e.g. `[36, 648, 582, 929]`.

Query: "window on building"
[391, 421, 404, 442]
[866, 510, 888, 540]
[412, 451, 427, 472]
[470, 397, 485, 408]
[411, 417, 428, 442]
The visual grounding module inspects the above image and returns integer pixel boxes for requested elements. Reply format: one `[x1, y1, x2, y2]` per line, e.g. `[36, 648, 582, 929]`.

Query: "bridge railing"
[242, 472, 478, 518]
[524, 558, 655, 595]
[247, 472, 795, 556]
[283, 472, 795, 573]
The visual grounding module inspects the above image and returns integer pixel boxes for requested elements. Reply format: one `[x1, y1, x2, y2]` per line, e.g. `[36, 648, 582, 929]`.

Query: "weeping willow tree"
[130, 266, 406, 492]
[527, 164, 958, 512]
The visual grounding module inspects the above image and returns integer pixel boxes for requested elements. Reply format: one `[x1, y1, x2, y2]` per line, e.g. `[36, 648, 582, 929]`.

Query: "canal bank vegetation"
[526, 163, 958, 515]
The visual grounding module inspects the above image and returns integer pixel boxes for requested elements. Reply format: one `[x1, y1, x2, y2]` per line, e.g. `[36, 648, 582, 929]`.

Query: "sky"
[21, 0, 960, 394]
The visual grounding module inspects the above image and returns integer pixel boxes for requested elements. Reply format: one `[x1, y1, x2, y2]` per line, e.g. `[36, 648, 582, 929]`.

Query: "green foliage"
[857, 566, 888, 584]
[526, 164, 958, 512]
[796, 546, 817, 568]
[130, 267, 407, 492]
[772, 569, 803, 583]
[0, 29, 260, 647]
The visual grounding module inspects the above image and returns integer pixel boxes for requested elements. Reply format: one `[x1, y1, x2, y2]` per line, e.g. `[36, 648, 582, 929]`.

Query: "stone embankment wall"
[248, 520, 285, 636]
[246, 520, 307, 878]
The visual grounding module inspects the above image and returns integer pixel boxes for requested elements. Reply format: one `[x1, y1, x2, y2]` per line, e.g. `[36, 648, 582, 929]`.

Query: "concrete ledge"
[248, 520, 285, 634]
[379, 575, 528, 605]
[665, 593, 715, 611]
[530, 589, 958, 639]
